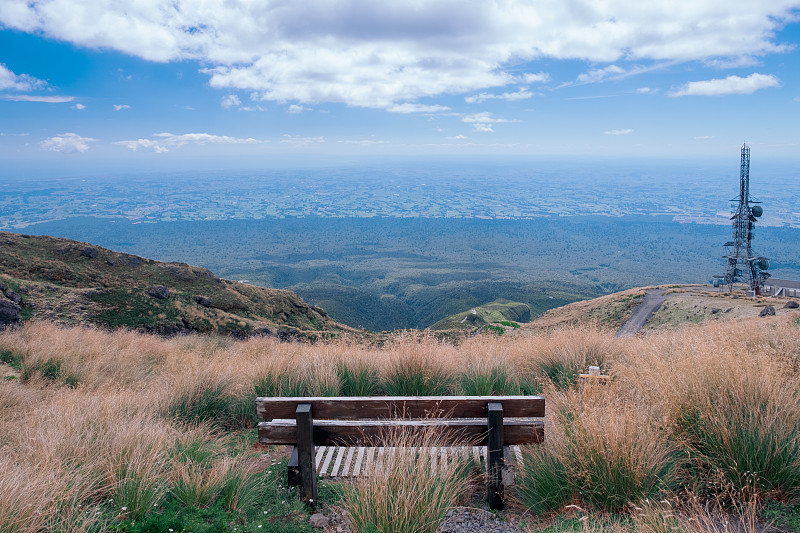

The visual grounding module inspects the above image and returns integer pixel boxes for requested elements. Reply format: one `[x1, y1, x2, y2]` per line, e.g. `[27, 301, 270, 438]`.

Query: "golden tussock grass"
[1, 315, 800, 529]
[340, 425, 475, 533]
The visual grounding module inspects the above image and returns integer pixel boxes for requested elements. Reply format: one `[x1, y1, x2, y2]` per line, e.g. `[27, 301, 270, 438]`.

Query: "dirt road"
[616, 289, 667, 337]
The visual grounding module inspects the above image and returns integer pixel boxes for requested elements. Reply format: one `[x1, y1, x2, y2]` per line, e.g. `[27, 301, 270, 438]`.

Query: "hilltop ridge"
[0, 231, 352, 339]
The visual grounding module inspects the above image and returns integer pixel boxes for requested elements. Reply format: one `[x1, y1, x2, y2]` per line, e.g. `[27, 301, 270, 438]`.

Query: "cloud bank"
[1, 1, 797, 107]
[114, 132, 261, 153]
[669, 73, 780, 96]
[39, 133, 96, 153]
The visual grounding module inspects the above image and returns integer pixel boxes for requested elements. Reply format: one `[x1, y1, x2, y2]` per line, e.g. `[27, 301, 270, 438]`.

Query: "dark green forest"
[23, 216, 800, 330]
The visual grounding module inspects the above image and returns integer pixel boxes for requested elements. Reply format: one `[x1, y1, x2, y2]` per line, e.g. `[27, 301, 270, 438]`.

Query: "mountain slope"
[429, 298, 531, 332]
[0, 232, 352, 339]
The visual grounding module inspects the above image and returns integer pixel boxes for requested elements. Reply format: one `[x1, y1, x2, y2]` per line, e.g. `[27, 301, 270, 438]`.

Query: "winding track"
[616, 289, 667, 337]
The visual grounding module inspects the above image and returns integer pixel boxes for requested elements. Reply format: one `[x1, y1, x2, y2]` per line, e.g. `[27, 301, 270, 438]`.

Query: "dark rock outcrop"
[785, 301, 799, 309]
[80, 246, 98, 258]
[148, 285, 170, 299]
[0, 300, 21, 326]
[759, 305, 776, 317]
[194, 295, 213, 307]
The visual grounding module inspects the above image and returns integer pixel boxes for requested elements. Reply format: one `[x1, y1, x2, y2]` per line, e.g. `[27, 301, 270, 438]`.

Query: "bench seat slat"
[256, 396, 544, 420]
[258, 418, 544, 446]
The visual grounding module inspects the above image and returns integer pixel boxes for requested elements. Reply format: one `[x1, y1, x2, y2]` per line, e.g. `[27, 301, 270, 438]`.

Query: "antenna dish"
[751, 205, 763, 217]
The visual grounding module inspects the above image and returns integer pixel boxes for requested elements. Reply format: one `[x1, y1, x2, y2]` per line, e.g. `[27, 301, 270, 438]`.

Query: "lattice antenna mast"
[721, 143, 769, 292]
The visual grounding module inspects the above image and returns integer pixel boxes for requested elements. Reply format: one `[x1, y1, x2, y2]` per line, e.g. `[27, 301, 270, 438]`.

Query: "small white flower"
[258, 526, 262, 529]
[121, 507, 127, 511]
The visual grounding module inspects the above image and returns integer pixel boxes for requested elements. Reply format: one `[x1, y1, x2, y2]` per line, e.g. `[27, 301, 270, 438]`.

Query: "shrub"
[676, 388, 800, 501]
[166, 374, 235, 427]
[383, 362, 452, 396]
[341, 428, 473, 533]
[533, 330, 613, 390]
[337, 362, 383, 396]
[514, 445, 572, 514]
[458, 364, 519, 396]
[218, 457, 267, 516]
[519, 389, 681, 514]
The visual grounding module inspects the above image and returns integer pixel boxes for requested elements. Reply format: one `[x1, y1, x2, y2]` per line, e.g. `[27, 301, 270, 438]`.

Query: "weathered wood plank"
[487, 402, 505, 510]
[321, 446, 336, 476]
[353, 446, 366, 476]
[315, 446, 327, 470]
[287, 446, 300, 486]
[258, 418, 544, 446]
[257, 396, 544, 420]
[341, 447, 356, 477]
[331, 447, 345, 477]
[295, 404, 317, 507]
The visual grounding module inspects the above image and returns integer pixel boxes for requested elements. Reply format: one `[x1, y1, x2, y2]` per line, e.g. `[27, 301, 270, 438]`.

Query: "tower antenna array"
[720, 143, 769, 293]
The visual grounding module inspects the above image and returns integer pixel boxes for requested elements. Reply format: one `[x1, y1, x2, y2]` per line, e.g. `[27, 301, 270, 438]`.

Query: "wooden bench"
[255, 395, 545, 510]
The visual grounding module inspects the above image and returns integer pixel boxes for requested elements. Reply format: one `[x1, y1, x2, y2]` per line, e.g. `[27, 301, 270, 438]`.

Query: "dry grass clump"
[2, 315, 800, 529]
[515, 385, 681, 514]
[0, 321, 171, 390]
[340, 426, 474, 533]
[618, 318, 800, 503]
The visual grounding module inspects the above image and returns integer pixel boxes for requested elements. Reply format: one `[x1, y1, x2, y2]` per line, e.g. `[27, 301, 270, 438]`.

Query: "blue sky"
[1, 1, 799, 176]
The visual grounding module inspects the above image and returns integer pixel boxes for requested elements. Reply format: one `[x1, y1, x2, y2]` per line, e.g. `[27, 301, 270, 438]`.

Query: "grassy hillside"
[429, 298, 530, 332]
[2, 316, 800, 531]
[525, 283, 800, 334]
[0, 231, 352, 339]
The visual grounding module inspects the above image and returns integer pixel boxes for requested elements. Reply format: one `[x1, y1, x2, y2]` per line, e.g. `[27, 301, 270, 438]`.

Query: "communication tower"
[717, 143, 770, 294]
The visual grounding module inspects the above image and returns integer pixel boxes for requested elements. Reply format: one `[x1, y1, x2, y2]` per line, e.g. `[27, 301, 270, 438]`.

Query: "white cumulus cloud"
[387, 103, 451, 114]
[287, 104, 311, 113]
[221, 94, 241, 108]
[669, 73, 780, 96]
[113, 104, 130, 110]
[465, 88, 534, 103]
[0, 1, 796, 107]
[521, 72, 551, 84]
[0, 63, 46, 91]
[461, 112, 517, 131]
[114, 132, 261, 152]
[0, 94, 74, 103]
[39, 133, 96, 153]
[72, 103, 86, 109]
[280, 134, 326, 144]
[604, 129, 633, 135]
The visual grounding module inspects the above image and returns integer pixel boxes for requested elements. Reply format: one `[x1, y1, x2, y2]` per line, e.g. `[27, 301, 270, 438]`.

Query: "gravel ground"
[438, 507, 525, 533]
[320, 506, 526, 532]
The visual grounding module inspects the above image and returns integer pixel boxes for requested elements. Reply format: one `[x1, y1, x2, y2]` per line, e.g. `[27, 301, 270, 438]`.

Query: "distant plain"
[4, 158, 800, 330]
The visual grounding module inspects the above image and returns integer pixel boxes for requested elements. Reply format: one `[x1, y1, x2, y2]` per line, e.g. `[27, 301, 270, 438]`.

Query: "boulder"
[784, 301, 799, 309]
[148, 285, 170, 299]
[194, 295, 213, 307]
[80, 246, 99, 258]
[0, 300, 21, 326]
[4, 290, 21, 305]
[309, 513, 329, 529]
[759, 305, 776, 317]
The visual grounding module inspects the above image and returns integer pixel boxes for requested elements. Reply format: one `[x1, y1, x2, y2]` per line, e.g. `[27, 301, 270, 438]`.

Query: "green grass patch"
[458, 365, 519, 396]
[762, 500, 800, 532]
[483, 324, 505, 335]
[499, 320, 520, 328]
[110, 462, 313, 533]
[337, 362, 383, 396]
[514, 446, 573, 514]
[383, 365, 453, 396]
[0, 349, 23, 369]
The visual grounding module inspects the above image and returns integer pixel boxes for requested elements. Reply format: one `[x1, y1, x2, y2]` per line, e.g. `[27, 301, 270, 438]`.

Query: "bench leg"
[296, 403, 318, 508]
[487, 402, 505, 510]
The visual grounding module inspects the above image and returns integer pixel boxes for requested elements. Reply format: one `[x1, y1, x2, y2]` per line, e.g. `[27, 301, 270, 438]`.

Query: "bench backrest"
[256, 395, 545, 420]
[256, 395, 545, 446]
